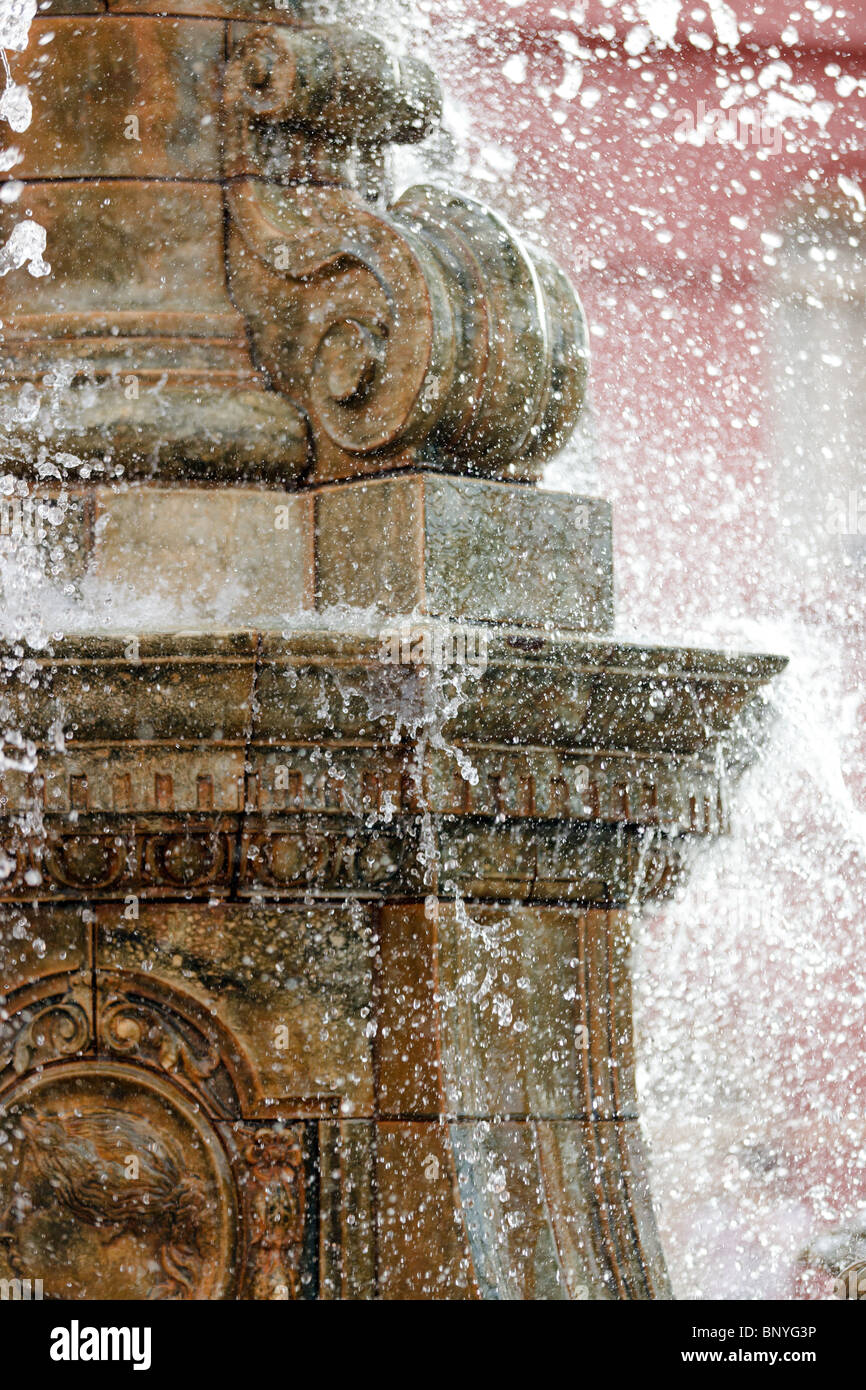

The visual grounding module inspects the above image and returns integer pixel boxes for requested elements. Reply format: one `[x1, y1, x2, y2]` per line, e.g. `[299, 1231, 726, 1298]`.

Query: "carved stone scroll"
[227, 179, 588, 480]
[0, 11, 588, 484]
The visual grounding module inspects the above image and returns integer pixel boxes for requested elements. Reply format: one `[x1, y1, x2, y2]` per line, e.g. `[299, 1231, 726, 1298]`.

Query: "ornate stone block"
[0, 10, 586, 482]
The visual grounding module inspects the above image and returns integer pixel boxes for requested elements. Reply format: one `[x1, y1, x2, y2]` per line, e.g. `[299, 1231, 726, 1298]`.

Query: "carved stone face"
[0, 1063, 238, 1300]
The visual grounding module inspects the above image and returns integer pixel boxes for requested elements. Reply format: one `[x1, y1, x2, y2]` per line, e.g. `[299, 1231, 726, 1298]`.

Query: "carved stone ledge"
[11, 741, 722, 825]
[0, 628, 784, 751]
[0, 818, 688, 906]
[0, 621, 777, 906]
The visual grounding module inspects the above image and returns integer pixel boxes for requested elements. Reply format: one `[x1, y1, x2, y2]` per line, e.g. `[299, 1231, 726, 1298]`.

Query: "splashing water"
[621, 602, 864, 1294]
[0, 215, 47, 276]
[0, 0, 863, 1303]
[0, 0, 34, 54]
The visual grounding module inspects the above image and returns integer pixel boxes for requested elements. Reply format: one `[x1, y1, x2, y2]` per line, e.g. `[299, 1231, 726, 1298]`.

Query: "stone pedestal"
[24, 473, 612, 629]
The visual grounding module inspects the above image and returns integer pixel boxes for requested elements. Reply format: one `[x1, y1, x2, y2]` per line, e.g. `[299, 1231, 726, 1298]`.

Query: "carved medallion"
[0, 1062, 238, 1300]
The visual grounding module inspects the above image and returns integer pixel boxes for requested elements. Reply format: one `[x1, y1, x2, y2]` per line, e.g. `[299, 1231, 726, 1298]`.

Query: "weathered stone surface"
[0, 904, 91, 1032]
[318, 1120, 377, 1300]
[0, 178, 311, 479]
[43, 1, 107, 13]
[374, 1118, 667, 1300]
[1, 11, 586, 484]
[21, 473, 609, 629]
[90, 487, 314, 621]
[375, 1122, 480, 1300]
[315, 473, 613, 629]
[12, 17, 223, 180]
[106, 0, 303, 16]
[96, 902, 376, 1118]
[376, 904, 637, 1120]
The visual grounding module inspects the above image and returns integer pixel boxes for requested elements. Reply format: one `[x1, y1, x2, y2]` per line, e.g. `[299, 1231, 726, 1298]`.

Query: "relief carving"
[223, 23, 587, 483]
[227, 179, 587, 481]
[0, 996, 314, 1299]
[141, 831, 231, 888]
[13, 1112, 208, 1300]
[237, 1125, 307, 1300]
[44, 835, 128, 890]
[101, 993, 222, 1091]
[224, 25, 441, 194]
[0, 807, 701, 905]
[0, 1064, 239, 1300]
[0, 995, 91, 1077]
[95, 977, 259, 1120]
[246, 827, 405, 891]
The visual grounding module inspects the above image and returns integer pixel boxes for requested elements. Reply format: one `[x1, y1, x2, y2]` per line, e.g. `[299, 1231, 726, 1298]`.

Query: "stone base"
[20, 473, 613, 631]
[0, 628, 783, 1300]
[0, 897, 668, 1300]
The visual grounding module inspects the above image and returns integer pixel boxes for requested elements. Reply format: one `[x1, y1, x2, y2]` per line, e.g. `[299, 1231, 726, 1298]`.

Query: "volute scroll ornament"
[224, 20, 589, 482]
[0, 10, 589, 485]
[227, 179, 589, 481]
[0, 995, 92, 1078]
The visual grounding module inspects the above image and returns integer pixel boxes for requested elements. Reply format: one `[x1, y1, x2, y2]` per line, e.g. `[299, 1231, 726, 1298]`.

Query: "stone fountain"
[0, 2, 784, 1300]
